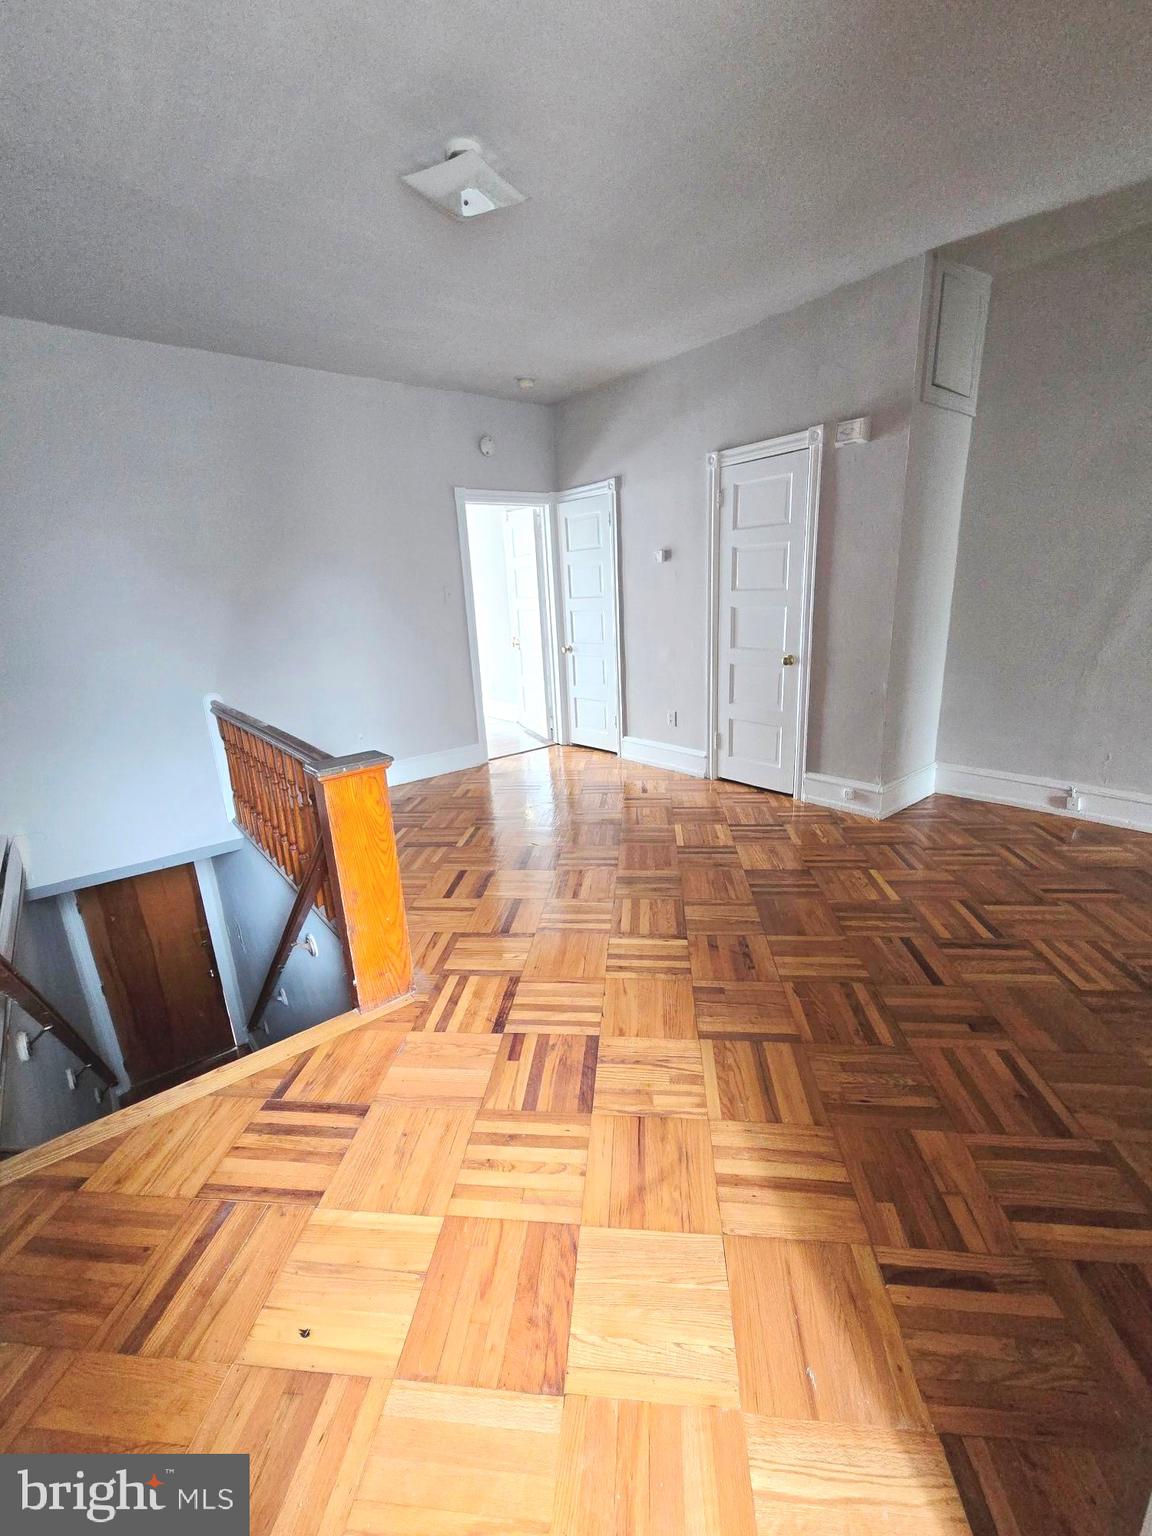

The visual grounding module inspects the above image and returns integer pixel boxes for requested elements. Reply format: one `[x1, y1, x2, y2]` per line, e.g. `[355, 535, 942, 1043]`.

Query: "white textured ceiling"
[2, 0, 1150, 401]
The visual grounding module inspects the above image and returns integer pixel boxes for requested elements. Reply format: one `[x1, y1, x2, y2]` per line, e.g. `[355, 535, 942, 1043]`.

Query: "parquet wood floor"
[2, 747, 1152, 1533]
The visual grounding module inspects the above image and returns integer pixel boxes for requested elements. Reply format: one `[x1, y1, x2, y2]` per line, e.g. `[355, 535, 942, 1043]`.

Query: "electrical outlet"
[666, 709, 677, 727]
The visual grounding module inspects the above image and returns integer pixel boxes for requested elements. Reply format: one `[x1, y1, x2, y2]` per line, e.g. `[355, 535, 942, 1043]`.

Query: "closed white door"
[715, 445, 811, 792]
[555, 484, 619, 753]
[503, 506, 551, 741]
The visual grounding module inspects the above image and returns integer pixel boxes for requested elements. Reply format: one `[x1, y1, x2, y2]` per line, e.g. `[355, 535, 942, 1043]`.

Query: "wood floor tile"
[280, 1030, 404, 1101]
[93, 1199, 309, 1361]
[725, 1235, 928, 1428]
[189, 1365, 389, 1536]
[613, 896, 686, 937]
[606, 936, 692, 975]
[397, 1215, 577, 1394]
[941, 1433, 1152, 1536]
[523, 930, 609, 980]
[553, 1395, 756, 1536]
[745, 1416, 971, 1535]
[7, 1350, 226, 1453]
[693, 982, 800, 1038]
[241, 1210, 441, 1375]
[346, 1381, 563, 1536]
[594, 1037, 708, 1117]
[482, 1032, 599, 1114]
[566, 1227, 740, 1406]
[601, 976, 697, 1038]
[711, 1124, 868, 1242]
[787, 980, 904, 1046]
[417, 973, 519, 1033]
[0, 1190, 189, 1347]
[837, 1125, 1018, 1254]
[443, 935, 533, 973]
[583, 1113, 721, 1233]
[689, 933, 779, 983]
[1023, 1051, 1152, 1140]
[505, 979, 604, 1034]
[877, 1248, 1129, 1441]
[914, 1044, 1083, 1136]
[808, 1048, 950, 1128]
[378, 1033, 501, 1103]
[703, 1040, 824, 1124]
[320, 1102, 476, 1215]
[199, 1102, 367, 1202]
[766, 938, 871, 981]
[965, 1136, 1152, 1259]
[81, 1095, 259, 1197]
[6, 748, 1152, 1530]
[448, 1113, 590, 1222]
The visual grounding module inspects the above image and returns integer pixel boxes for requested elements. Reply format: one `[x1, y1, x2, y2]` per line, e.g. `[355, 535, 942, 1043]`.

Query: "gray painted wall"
[0, 896, 111, 1149]
[882, 401, 974, 782]
[555, 258, 926, 784]
[1, 317, 555, 892]
[211, 839, 352, 1045]
[938, 224, 1152, 790]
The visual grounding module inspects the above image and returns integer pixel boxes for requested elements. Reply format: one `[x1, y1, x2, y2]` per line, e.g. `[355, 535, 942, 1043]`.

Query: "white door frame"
[553, 477, 625, 756]
[705, 426, 824, 790]
[454, 488, 561, 755]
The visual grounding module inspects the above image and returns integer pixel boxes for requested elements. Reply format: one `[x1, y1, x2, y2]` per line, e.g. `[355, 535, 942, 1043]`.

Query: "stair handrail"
[0, 835, 118, 1099]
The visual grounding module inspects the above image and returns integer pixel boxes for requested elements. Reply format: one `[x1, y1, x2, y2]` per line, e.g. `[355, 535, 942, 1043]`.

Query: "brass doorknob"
[782, 654, 797, 666]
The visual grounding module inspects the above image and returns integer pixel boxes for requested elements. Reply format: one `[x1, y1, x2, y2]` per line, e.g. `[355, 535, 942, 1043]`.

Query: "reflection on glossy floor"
[2, 747, 1151, 1535]
[485, 714, 548, 760]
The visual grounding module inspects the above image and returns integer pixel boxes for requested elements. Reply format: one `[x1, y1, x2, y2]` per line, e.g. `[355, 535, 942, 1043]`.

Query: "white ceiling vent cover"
[402, 139, 526, 220]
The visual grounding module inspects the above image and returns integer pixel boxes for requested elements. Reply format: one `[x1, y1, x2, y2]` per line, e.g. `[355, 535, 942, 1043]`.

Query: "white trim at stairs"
[935, 762, 1152, 833]
[387, 743, 488, 787]
[621, 736, 708, 778]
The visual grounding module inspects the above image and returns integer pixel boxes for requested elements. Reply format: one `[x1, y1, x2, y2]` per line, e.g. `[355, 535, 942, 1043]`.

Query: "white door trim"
[454, 488, 560, 757]
[705, 425, 824, 789]
[553, 477, 625, 755]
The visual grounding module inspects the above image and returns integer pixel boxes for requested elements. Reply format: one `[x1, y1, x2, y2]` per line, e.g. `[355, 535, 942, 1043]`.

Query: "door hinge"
[714, 731, 723, 748]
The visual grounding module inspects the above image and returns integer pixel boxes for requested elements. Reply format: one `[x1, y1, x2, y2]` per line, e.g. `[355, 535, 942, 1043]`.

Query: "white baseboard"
[802, 763, 938, 820]
[621, 736, 708, 778]
[388, 743, 487, 786]
[801, 772, 885, 818]
[935, 762, 1152, 833]
[880, 763, 938, 817]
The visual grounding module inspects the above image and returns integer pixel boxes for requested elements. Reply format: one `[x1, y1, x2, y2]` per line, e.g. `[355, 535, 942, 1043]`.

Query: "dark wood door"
[77, 863, 234, 1088]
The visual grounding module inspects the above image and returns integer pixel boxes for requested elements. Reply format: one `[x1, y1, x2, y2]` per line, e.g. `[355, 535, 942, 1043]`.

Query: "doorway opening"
[459, 497, 556, 761]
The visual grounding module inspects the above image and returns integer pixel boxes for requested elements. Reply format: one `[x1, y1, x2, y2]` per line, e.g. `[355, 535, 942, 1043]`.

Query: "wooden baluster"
[313, 755, 411, 1009]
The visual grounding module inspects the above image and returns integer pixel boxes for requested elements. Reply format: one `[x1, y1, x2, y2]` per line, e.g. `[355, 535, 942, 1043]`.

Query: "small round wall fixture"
[478, 434, 495, 456]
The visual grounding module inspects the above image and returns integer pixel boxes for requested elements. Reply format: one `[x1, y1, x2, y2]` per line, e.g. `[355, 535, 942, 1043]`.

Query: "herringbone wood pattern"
[2, 747, 1151, 1534]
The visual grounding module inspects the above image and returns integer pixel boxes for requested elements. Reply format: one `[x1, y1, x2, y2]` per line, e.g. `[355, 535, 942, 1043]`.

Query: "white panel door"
[503, 506, 551, 741]
[556, 485, 619, 753]
[716, 446, 810, 792]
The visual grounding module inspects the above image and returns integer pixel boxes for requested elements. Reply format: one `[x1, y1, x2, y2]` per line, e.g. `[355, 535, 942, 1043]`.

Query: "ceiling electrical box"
[402, 138, 526, 221]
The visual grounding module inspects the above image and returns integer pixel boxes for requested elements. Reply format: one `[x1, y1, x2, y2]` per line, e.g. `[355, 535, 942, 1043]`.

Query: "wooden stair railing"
[210, 702, 412, 1031]
[0, 953, 119, 1092]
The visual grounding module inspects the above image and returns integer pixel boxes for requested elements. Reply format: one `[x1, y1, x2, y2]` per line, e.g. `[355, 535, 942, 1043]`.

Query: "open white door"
[555, 482, 621, 753]
[711, 433, 820, 793]
[503, 506, 551, 741]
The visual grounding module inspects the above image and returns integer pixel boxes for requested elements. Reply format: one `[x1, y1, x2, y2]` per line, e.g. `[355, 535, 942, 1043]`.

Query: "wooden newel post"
[312, 752, 412, 1010]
